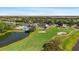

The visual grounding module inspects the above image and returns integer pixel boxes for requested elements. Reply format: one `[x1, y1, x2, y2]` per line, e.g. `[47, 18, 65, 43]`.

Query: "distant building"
[71, 24, 79, 29]
[15, 26, 32, 31]
[3, 21, 16, 25]
[63, 24, 68, 28]
[38, 23, 48, 30]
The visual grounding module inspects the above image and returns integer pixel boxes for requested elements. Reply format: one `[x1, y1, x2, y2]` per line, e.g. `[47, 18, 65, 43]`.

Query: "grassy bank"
[62, 30, 79, 51]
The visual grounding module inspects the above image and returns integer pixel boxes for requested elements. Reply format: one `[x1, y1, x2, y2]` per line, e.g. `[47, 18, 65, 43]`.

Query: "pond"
[0, 32, 29, 47]
[72, 39, 79, 51]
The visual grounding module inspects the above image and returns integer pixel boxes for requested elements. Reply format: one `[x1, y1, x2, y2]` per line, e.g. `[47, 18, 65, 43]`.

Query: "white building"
[15, 26, 31, 31]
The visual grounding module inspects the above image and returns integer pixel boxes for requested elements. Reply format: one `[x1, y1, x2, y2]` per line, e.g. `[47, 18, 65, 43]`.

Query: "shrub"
[42, 39, 62, 51]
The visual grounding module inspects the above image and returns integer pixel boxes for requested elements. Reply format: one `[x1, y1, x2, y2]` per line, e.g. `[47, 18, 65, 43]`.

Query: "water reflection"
[0, 32, 28, 47]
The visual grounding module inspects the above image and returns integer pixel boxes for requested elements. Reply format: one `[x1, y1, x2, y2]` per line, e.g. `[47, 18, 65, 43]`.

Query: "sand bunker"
[57, 32, 67, 35]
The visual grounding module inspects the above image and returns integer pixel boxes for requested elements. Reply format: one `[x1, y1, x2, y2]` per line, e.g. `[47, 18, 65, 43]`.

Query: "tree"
[0, 22, 6, 33]
[42, 39, 62, 51]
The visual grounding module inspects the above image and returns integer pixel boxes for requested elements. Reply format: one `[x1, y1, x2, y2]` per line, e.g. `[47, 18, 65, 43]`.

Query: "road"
[72, 39, 79, 51]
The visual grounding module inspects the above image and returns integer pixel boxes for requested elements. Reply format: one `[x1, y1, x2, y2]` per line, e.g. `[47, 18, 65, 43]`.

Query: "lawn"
[62, 29, 79, 51]
[51, 28, 79, 51]
[0, 26, 77, 51]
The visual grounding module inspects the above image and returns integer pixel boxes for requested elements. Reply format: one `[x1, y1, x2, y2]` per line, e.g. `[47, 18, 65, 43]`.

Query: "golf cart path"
[72, 39, 79, 51]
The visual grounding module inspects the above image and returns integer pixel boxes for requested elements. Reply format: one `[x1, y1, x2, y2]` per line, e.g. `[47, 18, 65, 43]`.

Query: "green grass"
[0, 27, 67, 50]
[0, 27, 76, 51]
[0, 27, 55, 50]
[62, 30, 79, 51]
[0, 32, 11, 41]
[49, 28, 79, 51]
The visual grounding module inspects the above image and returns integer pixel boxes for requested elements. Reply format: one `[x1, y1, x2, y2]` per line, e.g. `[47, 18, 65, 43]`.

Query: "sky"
[0, 7, 79, 16]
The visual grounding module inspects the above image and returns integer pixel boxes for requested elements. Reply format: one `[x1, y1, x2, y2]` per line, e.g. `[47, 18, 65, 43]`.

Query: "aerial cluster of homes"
[1, 16, 79, 32]
[2, 19, 79, 31]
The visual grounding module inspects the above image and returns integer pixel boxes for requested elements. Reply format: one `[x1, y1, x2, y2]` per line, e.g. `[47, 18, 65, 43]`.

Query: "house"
[37, 23, 49, 30]
[62, 24, 69, 28]
[3, 21, 16, 25]
[71, 24, 79, 29]
[15, 26, 32, 31]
